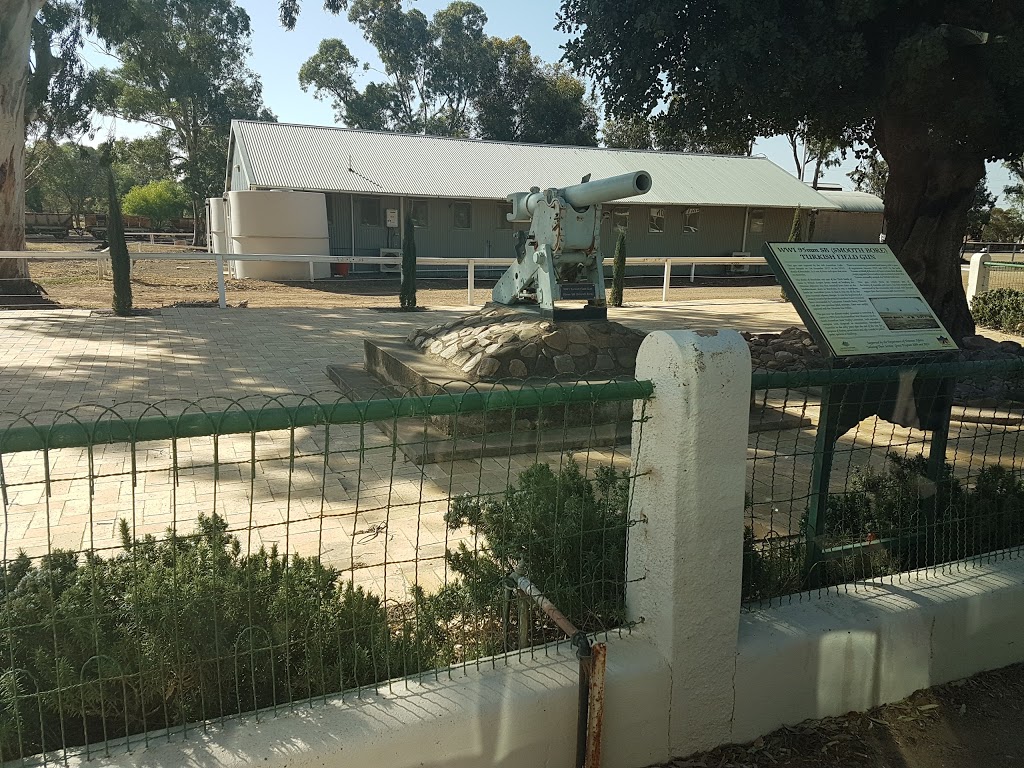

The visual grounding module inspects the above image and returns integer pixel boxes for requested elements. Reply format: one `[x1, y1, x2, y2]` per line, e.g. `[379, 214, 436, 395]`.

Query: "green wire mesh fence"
[746, 355, 1024, 607]
[0, 380, 651, 763]
[982, 260, 1024, 293]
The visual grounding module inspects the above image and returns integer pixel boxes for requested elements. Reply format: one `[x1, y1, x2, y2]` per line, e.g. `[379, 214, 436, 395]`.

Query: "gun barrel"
[561, 171, 652, 209]
[506, 171, 653, 222]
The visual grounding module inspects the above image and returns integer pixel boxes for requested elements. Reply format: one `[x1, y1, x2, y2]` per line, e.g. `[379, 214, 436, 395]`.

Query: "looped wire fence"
[0, 379, 651, 763]
[746, 354, 1024, 607]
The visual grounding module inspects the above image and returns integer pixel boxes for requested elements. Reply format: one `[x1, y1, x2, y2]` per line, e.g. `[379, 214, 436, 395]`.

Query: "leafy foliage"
[297, 5, 597, 145]
[122, 180, 189, 229]
[0, 514, 422, 761]
[971, 288, 1024, 333]
[473, 36, 597, 146]
[444, 459, 630, 633]
[400, 216, 417, 310]
[91, 0, 274, 241]
[558, 0, 1024, 340]
[610, 231, 626, 308]
[23, 142, 104, 216]
[981, 208, 1024, 243]
[848, 151, 889, 199]
[967, 181, 998, 241]
[744, 453, 1024, 602]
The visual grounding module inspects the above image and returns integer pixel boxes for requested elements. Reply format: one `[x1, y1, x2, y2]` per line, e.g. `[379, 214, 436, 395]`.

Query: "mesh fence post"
[966, 252, 991, 305]
[626, 329, 751, 757]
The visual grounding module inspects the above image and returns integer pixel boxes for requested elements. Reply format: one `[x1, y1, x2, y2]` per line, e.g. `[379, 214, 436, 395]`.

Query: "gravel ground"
[14, 242, 785, 309]
[657, 662, 1024, 768]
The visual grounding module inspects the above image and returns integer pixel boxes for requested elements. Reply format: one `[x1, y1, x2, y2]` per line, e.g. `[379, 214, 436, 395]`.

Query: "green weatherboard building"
[220, 120, 882, 280]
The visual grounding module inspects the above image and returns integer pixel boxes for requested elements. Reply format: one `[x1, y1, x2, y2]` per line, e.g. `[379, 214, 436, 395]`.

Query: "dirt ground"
[661, 662, 1024, 768]
[14, 241, 784, 309]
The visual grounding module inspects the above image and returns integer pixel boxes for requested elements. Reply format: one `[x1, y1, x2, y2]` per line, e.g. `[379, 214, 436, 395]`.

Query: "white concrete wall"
[732, 556, 1024, 744]
[71, 634, 669, 768]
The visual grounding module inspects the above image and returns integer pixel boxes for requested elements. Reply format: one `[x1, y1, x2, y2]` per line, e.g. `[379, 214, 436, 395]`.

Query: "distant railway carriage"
[78, 213, 151, 240]
[25, 212, 73, 238]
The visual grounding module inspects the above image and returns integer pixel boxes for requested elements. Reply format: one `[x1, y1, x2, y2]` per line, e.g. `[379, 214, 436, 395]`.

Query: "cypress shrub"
[400, 217, 417, 310]
[610, 231, 626, 307]
[102, 146, 133, 316]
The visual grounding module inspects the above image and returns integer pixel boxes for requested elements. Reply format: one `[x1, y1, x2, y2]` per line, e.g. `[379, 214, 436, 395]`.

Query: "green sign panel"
[763, 242, 957, 357]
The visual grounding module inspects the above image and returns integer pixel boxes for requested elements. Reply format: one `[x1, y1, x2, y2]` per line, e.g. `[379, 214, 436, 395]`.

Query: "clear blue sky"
[83, 0, 1014, 200]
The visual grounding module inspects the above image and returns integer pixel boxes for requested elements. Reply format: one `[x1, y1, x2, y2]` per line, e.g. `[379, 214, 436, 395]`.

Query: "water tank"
[227, 190, 331, 280]
[208, 197, 228, 255]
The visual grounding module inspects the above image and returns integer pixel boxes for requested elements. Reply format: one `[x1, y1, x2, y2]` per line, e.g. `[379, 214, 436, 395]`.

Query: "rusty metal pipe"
[508, 571, 606, 768]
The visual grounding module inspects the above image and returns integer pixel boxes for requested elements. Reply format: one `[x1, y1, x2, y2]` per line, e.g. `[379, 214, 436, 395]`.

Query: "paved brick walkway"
[0, 301, 801, 601]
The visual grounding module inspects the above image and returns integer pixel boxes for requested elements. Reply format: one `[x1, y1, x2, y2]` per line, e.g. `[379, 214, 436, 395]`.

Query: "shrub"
[400, 217, 417, 310]
[971, 287, 1024, 333]
[0, 514, 427, 761]
[610, 231, 626, 307]
[745, 453, 1024, 602]
[103, 151, 133, 317]
[443, 459, 630, 638]
[121, 180, 188, 230]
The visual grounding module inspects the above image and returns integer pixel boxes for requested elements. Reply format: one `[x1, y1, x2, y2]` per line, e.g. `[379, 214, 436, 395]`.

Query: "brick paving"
[0, 301, 801, 602]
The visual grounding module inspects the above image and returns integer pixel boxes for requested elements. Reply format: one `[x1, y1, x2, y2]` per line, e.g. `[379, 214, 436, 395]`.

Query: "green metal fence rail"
[745, 355, 1024, 607]
[0, 380, 651, 763]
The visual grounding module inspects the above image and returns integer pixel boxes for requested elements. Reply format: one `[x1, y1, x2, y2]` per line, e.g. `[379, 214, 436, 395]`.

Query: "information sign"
[763, 242, 957, 357]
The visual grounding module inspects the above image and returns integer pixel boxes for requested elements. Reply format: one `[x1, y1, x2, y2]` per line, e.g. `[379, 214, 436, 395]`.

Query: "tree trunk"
[875, 114, 983, 343]
[0, 1, 38, 290]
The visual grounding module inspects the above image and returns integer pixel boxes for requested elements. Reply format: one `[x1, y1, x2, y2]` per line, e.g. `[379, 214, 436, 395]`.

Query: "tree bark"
[0, 1, 39, 290]
[875, 113, 983, 343]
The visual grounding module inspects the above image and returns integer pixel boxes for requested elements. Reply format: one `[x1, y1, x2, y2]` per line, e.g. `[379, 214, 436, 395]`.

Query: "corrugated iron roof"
[816, 190, 885, 213]
[231, 120, 840, 210]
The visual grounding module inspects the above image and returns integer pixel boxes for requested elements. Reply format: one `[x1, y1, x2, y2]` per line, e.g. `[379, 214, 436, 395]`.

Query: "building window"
[411, 199, 429, 228]
[683, 207, 700, 234]
[749, 209, 765, 233]
[649, 207, 665, 233]
[360, 197, 381, 227]
[497, 203, 512, 229]
[454, 201, 472, 230]
[612, 207, 629, 233]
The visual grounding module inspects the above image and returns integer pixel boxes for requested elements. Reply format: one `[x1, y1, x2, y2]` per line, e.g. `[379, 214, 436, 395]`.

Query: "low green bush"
[0, 460, 633, 760]
[443, 458, 630, 638]
[0, 514, 432, 761]
[971, 288, 1024, 332]
[743, 453, 1024, 602]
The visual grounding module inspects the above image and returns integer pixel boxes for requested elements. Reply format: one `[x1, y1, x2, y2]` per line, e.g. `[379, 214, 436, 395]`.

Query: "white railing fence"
[0, 251, 770, 309]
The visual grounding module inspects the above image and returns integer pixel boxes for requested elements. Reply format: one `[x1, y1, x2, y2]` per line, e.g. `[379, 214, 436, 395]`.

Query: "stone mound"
[745, 325, 1024, 371]
[406, 304, 645, 381]
[745, 326, 1024, 405]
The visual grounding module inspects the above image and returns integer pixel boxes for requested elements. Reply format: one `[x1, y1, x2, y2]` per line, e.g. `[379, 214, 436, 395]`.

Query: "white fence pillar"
[966, 252, 991, 305]
[628, 329, 751, 758]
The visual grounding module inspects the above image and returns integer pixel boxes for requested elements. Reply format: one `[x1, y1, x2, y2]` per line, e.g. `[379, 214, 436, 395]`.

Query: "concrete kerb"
[732, 554, 1024, 745]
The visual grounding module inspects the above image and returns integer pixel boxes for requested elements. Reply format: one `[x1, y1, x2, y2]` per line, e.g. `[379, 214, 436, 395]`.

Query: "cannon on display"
[491, 171, 653, 320]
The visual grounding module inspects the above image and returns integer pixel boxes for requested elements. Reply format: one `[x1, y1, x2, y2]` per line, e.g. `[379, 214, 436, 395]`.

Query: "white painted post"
[627, 329, 751, 758]
[689, 262, 696, 283]
[467, 259, 476, 305]
[966, 252, 991, 306]
[662, 259, 671, 302]
[216, 253, 227, 309]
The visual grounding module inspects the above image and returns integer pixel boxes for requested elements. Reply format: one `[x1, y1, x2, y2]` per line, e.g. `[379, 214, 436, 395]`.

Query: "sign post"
[762, 242, 958, 582]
